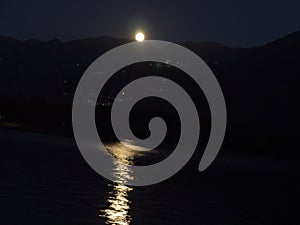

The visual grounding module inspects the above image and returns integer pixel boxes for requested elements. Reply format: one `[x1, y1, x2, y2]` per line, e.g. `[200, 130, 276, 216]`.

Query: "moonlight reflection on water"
[99, 142, 144, 225]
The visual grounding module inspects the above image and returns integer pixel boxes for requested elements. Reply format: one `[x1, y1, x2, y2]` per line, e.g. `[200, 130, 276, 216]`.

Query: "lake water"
[0, 129, 296, 225]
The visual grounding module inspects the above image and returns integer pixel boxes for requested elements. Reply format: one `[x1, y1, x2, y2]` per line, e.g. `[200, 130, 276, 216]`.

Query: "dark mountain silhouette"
[0, 31, 299, 159]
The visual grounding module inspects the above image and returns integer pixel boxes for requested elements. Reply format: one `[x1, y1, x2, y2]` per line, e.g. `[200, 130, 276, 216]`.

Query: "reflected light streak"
[100, 142, 144, 225]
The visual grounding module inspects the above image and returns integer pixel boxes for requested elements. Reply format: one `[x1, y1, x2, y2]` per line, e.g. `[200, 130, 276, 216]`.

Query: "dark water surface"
[0, 129, 296, 225]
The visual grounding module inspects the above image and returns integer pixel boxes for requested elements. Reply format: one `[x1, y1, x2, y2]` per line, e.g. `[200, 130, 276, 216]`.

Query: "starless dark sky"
[0, 0, 299, 46]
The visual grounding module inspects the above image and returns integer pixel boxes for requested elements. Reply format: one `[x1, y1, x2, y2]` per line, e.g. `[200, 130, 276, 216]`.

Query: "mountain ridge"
[1, 29, 299, 47]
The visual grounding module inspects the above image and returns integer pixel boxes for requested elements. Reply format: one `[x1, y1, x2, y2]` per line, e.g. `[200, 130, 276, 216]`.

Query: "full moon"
[135, 32, 145, 42]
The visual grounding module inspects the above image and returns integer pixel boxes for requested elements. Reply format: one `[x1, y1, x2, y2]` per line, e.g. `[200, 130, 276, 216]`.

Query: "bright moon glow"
[135, 32, 145, 42]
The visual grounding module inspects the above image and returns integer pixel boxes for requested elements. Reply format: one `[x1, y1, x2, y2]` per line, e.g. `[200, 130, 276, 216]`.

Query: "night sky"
[0, 0, 299, 46]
